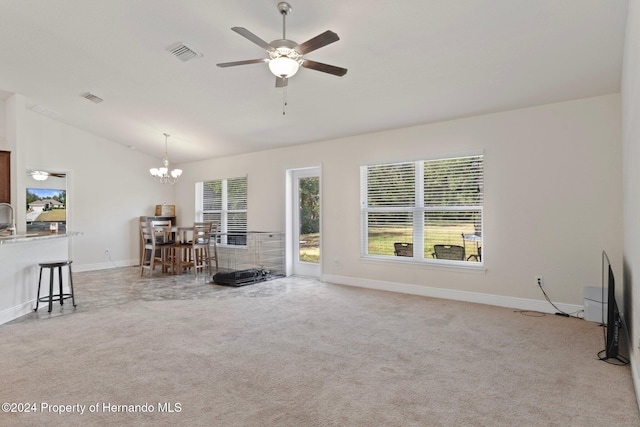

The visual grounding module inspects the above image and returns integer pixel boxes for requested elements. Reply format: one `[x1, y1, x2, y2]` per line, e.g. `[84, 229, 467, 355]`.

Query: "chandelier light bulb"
[150, 133, 181, 184]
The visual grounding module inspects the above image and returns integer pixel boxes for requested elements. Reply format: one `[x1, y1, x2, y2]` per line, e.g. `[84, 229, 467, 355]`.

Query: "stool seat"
[35, 260, 76, 313]
[39, 260, 73, 268]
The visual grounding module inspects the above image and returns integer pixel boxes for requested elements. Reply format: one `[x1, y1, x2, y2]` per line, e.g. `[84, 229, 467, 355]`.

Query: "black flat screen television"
[600, 250, 627, 364]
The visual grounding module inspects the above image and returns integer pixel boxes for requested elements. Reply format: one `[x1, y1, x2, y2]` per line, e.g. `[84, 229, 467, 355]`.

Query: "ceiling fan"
[28, 170, 66, 181]
[216, 2, 347, 87]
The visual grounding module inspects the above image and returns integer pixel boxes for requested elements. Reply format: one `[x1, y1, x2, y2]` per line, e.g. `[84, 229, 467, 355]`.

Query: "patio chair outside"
[394, 242, 413, 257]
[433, 244, 465, 260]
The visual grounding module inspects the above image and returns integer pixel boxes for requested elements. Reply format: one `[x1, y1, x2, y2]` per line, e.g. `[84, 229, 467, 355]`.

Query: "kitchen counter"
[0, 231, 82, 245]
[0, 231, 81, 325]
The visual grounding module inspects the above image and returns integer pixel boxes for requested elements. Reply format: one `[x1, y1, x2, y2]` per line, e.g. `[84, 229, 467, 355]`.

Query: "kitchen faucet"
[0, 203, 16, 235]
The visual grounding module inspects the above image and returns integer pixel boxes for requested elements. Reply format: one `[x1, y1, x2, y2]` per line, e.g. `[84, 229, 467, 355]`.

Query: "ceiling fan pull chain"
[282, 86, 288, 115]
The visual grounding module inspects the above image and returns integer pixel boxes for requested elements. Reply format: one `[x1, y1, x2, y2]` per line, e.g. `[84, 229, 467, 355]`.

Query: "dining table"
[165, 225, 194, 273]
[165, 224, 217, 275]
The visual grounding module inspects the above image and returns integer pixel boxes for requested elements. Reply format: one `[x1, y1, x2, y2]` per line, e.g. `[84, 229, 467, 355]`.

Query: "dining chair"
[139, 220, 147, 267]
[201, 220, 219, 273]
[151, 219, 176, 272]
[140, 222, 175, 276]
[140, 220, 172, 269]
[192, 221, 215, 276]
[151, 220, 174, 244]
[173, 221, 219, 277]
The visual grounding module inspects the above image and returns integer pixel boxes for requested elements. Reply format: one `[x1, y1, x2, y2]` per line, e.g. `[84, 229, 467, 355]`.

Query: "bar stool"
[35, 260, 76, 313]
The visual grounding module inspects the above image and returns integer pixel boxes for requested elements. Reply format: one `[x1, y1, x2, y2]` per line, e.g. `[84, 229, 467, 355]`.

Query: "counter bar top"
[0, 231, 82, 245]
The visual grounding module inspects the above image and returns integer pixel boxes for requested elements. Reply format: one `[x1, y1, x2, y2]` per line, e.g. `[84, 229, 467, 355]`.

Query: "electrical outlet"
[104, 249, 110, 256]
[535, 276, 543, 288]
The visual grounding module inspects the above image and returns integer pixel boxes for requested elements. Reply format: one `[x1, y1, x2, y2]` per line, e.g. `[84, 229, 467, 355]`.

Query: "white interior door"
[290, 167, 321, 277]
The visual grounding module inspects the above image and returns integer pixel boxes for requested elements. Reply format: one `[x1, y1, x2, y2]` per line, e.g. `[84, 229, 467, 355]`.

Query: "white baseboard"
[0, 300, 34, 325]
[0, 259, 138, 325]
[73, 258, 138, 272]
[632, 357, 640, 415]
[322, 274, 583, 315]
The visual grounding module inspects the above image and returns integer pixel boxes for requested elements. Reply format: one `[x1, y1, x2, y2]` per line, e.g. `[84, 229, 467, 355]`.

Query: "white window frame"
[360, 153, 484, 266]
[196, 176, 248, 246]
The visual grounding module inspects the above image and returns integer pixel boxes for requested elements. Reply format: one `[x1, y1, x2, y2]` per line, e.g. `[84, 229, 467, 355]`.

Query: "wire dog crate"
[213, 231, 285, 285]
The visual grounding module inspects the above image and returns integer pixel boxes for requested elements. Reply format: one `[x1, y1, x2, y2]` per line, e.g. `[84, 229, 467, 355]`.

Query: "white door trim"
[285, 166, 321, 278]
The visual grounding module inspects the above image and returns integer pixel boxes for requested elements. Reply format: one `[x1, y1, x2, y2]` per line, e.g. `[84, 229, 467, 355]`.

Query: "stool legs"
[35, 262, 76, 313]
[35, 267, 44, 311]
[48, 267, 55, 312]
[68, 264, 76, 308]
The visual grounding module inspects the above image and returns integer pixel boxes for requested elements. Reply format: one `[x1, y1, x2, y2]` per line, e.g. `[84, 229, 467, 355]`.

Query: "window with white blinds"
[360, 154, 483, 264]
[197, 176, 247, 245]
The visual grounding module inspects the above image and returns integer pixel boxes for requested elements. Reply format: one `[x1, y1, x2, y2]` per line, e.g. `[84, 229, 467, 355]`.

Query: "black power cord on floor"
[537, 281, 584, 319]
[534, 276, 630, 365]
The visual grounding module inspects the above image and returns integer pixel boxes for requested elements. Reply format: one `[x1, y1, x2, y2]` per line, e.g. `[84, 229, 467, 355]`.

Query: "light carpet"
[1, 276, 638, 426]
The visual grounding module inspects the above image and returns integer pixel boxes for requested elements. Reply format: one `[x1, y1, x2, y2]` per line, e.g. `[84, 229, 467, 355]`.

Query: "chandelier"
[149, 133, 182, 184]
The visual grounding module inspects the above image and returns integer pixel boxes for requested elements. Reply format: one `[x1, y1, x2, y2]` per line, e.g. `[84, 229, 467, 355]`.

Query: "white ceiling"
[0, 1, 628, 163]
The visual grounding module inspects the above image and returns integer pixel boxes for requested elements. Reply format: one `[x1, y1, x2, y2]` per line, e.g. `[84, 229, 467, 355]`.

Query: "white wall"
[175, 94, 622, 308]
[2, 95, 174, 271]
[24, 113, 175, 270]
[2, 78, 629, 386]
[622, 0, 640, 405]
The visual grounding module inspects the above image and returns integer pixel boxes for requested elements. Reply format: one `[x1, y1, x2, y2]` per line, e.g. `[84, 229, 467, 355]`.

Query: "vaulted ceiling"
[0, 1, 628, 163]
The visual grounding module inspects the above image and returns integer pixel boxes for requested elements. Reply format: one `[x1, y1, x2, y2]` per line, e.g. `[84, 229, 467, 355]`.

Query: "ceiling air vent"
[167, 42, 202, 62]
[82, 92, 103, 104]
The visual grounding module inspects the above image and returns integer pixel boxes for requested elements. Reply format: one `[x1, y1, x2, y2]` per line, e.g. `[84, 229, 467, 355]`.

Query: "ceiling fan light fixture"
[31, 171, 49, 181]
[268, 56, 300, 78]
[217, 1, 347, 91]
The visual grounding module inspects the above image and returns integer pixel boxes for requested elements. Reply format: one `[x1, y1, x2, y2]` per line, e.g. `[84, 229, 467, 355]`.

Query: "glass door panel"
[298, 176, 320, 264]
[290, 167, 321, 277]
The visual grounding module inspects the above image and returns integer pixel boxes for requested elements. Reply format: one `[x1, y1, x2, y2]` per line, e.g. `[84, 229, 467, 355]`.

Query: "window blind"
[361, 154, 483, 263]
[362, 162, 415, 256]
[199, 176, 247, 245]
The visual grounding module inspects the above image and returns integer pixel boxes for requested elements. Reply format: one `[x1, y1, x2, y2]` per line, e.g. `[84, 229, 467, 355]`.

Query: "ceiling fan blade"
[296, 30, 340, 55]
[231, 27, 275, 52]
[275, 77, 288, 88]
[217, 58, 268, 68]
[301, 60, 348, 77]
